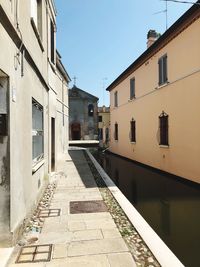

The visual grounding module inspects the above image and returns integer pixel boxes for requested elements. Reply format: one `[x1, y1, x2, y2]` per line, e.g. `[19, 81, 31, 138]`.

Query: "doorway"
[71, 122, 81, 140]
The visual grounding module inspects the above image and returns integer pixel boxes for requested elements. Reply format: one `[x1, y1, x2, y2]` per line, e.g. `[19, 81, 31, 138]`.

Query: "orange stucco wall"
[109, 18, 200, 184]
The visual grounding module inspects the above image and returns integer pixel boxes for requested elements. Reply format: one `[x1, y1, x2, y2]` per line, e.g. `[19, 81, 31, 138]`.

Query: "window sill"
[130, 142, 136, 144]
[159, 145, 169, 148]
[155, 81, 169, 90]
[32, 159, 45, 174]
[128, 97, 136, 102]
[48, 58, 56, 73]
[30, 18, 44, 52]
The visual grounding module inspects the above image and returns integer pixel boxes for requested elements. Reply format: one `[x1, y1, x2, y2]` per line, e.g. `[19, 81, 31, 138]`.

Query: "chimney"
[147, 30, 158, 48]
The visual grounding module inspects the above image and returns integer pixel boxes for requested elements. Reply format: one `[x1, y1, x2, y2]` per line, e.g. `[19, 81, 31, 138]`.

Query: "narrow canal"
[91, 149, 200, 267]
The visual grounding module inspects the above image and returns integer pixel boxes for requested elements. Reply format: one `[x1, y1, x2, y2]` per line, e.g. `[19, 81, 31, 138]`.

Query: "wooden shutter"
[158, 58, 162, 85]
[130, 120, 136, 142]
[159, 114, 168, 145]
[51, 21, 55, 63]
[114, 92, 118, 107]
[130, 79, 135, 99]
[115, 123, 118, 140]
[163, 55, 168, 83]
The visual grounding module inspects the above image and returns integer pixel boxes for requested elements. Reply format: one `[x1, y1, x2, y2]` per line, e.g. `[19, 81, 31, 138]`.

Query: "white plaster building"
[0, 0, 70, 246]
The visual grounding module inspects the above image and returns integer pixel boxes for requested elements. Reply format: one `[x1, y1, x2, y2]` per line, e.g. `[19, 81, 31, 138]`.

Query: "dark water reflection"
[92, 149, 200, 267]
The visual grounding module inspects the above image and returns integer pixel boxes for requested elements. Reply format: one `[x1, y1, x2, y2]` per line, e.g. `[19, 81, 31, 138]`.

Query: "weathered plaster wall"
[0, 77, 10, 246]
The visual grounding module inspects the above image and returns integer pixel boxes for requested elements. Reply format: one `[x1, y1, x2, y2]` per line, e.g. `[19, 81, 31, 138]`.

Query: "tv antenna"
[102, 77, 108, 105]
[161, 0, 200, 6]
[154, 1, 168, 30]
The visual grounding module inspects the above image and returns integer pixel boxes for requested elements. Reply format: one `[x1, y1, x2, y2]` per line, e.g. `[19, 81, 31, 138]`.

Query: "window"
[114, 123, 118, 141]
[98, 128, 103, 140]
[130, 78, 135, 99]
[114, 91, 118, 107]
[37, 0, 42, 37]
[88, 104, 94, 116]
[98, 116, 102, 122]
[159, 111, 169, 146]
[50, 20, 55, 63]
[130, 118, 136, 142]
[31, 0, 42, 37]
[32, 99, 44, 166]
[158, 54, 168, 85]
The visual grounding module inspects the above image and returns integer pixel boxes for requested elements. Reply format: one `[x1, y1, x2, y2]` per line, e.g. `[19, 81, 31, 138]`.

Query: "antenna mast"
[154, 1, 168, 30]
[165, 1, 168, 30]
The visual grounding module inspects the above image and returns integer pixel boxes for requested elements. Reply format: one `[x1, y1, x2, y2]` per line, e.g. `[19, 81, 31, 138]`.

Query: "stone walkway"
[7, 150, 136, 267]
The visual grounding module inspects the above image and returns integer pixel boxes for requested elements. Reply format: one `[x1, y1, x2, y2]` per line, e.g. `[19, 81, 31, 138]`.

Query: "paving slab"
[46, 255, 110, 267]
[38, 231, 73, 244]
[67, 221, 86, 231]
[101, 228, 122, 239]
[72, 229, 103, 241]
[107, 252, 137, 267]
[53, 244, 68, 259]
[67, 238, 128, 257]
[85, 218, 117, 230]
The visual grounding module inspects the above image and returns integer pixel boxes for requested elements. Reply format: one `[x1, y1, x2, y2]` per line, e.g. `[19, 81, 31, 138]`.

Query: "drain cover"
[38, 209, 61, 218]
[16, 244, 52, 263]
[70, 200, 108, 214]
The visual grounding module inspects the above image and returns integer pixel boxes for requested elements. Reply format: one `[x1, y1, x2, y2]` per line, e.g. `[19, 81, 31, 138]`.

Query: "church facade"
[69, 86, 99, 140]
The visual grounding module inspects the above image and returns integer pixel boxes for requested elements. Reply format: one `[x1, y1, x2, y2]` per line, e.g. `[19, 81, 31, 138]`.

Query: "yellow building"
[98, 106, 110, 147]
[106, 3, 200, 184]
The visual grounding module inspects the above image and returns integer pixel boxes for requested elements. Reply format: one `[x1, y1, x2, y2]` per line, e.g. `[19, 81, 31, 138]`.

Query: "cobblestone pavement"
[7, 150, 137, 267]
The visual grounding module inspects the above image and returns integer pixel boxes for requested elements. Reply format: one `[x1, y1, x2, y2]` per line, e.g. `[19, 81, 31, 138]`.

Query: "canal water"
[91, 149, 200, 267]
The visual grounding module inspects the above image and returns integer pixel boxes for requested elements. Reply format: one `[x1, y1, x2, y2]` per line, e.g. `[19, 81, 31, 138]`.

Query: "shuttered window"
[130, 78, 135, 99]
[114, 123, 118, 141]
[114, 91, 118, 107]
[158, 55, 168, 86]
[159, 112, 169, 146]
[130, 119, 136, 142]
[50, 20, 55, 63]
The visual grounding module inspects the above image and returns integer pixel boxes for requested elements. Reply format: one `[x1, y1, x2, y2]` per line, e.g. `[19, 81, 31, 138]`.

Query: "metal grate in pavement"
[70, 200, 108, 214]
[16, 244, 52, 263]
[38, 209, 61, 218]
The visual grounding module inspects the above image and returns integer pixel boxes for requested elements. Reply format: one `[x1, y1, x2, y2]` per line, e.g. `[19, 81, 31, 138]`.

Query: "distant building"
[106, 4, 200, 184]
[69, 86, 98, 140]
[98, 106, 110, 147]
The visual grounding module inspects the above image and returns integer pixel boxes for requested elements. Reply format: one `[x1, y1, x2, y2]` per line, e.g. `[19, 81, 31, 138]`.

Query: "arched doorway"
[71, 122, 81, 140]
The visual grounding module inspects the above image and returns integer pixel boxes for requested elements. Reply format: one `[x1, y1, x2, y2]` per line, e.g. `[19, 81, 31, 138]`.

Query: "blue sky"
[55, 0, 190, 106]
